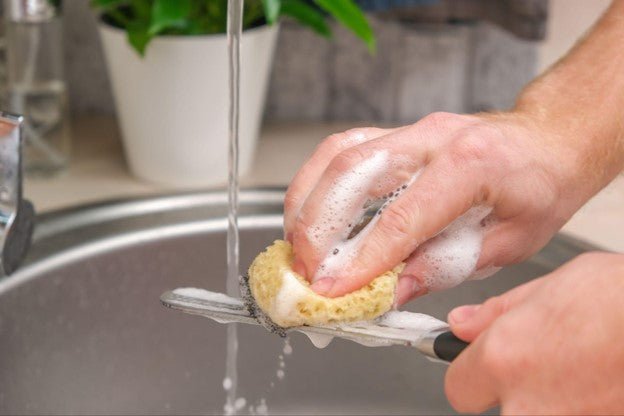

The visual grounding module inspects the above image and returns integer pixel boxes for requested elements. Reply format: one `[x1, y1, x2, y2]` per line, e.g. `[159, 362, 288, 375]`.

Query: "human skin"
[283, 1, 624, 302]
[445, 252, 624, 414]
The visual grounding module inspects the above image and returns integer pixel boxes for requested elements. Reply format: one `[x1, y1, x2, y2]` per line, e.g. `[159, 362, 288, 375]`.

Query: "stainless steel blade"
[160, 289, 451, 358]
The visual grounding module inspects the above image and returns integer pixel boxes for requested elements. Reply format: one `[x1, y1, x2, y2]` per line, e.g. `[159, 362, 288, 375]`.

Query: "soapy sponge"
[246, 240, 401, 328]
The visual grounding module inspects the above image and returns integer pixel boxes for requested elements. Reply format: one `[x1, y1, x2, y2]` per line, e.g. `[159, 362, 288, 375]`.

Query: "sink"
[0, 190, 596, 415]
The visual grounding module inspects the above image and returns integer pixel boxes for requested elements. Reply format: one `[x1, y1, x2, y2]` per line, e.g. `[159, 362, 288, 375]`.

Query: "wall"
[61, 1, 538, 121]
[537, 0, 611, 72]
[61, 0, 616, 121]
[266, 18, 536, 123]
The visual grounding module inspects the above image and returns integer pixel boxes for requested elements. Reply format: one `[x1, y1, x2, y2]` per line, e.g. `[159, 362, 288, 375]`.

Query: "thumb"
[448, 277, 544, 342]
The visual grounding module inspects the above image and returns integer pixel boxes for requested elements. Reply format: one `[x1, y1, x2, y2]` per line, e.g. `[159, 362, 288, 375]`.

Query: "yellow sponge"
[247, 240, 401, 328]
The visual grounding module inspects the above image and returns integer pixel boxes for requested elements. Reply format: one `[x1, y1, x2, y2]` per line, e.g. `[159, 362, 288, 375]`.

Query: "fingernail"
[310, 277, 335, 296]
[449, 304, 481, 324]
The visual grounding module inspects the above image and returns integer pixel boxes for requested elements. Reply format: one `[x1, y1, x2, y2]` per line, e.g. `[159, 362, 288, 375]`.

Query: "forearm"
[514, 1, 624, 204]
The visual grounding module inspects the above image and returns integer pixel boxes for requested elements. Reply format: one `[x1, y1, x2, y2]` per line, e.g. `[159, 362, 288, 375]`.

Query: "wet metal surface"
[0, 190, 596, 415]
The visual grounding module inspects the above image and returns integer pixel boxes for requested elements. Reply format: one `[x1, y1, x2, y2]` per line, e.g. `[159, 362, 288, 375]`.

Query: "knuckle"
[449, 132, 494, 165]
[327, 147, 367, 174]
[319, 132, 348, 153]
[283, 191, 300, 215]
[379, 202, 417, 239]
[343, 127, 370, 139]
[482, 295, 508, 316]
[419, 111, 459, 129]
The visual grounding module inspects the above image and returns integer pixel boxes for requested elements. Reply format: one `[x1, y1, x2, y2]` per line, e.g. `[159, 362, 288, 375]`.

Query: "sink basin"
[0, 190, 596, 415]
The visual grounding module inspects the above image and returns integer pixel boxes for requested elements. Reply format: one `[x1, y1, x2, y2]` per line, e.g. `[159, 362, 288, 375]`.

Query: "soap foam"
[377, 310, 445, 331]
[273, 271, 309, 323]
[308, 151, 389, 279]
[300, 310, 446, 350]
[418, 206, 493, 291]
[315, 166, 422, 281]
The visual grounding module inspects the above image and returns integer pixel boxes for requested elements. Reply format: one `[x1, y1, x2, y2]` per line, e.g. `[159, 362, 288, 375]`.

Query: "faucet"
[0, 112, 34, 275]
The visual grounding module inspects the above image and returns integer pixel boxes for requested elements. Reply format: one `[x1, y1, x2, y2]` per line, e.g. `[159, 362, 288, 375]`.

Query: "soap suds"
[316, 167, 421, 281]
[300, 310, 447, 350]
[273, 271, 309, 324]
[308, 151, 390, 279]
[377, 310, 445, 331]
[417, 206, 493, 291]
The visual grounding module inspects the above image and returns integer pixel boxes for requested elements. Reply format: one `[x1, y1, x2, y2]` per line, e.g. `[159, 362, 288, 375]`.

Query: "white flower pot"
[99, 23, 278, 187]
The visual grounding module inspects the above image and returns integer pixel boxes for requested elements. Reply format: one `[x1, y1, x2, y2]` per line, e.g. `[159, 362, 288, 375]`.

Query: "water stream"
[224, 0, 244, 414]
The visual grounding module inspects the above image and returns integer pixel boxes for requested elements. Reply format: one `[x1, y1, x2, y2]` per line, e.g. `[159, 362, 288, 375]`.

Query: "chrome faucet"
[0, 112, 34, 275]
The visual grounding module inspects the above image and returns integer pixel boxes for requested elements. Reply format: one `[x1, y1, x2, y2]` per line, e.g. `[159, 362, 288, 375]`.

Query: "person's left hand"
[445, 251, 624, 415]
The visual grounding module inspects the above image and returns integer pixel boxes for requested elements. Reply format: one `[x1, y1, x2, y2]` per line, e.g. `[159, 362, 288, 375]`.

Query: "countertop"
[25, 117, 624, 252]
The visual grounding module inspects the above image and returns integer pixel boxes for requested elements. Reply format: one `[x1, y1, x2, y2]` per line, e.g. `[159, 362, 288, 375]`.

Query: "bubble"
[418, 206, 494, 291]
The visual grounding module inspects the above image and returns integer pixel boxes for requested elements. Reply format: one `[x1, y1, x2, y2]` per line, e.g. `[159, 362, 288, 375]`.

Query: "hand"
[284, 111, 588, 301]
[445, 252, 624, 414]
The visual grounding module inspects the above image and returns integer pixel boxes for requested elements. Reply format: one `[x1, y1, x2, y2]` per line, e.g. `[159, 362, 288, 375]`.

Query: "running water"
[224, 0, 244, 414]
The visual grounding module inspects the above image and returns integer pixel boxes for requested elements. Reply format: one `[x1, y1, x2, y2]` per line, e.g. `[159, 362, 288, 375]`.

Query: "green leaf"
[149, 0, 192, 36]
[262, 0, 281, 24]
[127, 21, 152, 56]
[314, 0, 375, 53]
[281, 0, 330, 37]
[130, 0, 151, 20]
[91, 0, 127, 8]
[244, 0, 265, 28]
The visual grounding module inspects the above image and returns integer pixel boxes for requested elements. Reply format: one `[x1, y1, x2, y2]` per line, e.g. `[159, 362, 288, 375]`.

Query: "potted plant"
[93, 0, 374, 187]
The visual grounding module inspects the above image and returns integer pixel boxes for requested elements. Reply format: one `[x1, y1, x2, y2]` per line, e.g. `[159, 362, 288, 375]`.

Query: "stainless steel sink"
[0, 190, 597, 415]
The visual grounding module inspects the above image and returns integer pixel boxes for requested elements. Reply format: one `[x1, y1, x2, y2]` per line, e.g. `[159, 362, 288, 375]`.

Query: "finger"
[445, 335, 501, 414]
[320, 153, 484, 297]
[293, 112, 474, 290]
[448, 276, 545, 342]
[283, 127, 397, 241]
[476, 221, 550, 271]
[395, 206, 494, 305]
[292, 141, 421, 282]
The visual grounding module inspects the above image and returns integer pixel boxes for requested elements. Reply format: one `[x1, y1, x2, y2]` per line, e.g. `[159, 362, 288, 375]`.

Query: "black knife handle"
[433, 331, 469, 362]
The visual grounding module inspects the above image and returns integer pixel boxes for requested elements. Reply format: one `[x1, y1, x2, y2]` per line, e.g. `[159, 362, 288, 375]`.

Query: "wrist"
[511, 91, 624, 208]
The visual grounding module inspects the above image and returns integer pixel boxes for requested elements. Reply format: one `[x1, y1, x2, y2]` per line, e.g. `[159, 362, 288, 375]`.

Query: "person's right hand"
[283, 111, 608, 303]
[445, 252, 624, 414]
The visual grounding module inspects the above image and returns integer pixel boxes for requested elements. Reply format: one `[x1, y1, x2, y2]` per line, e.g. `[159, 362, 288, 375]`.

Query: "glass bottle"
[0, 2, 8, 108]
[5, 0, 70, 176]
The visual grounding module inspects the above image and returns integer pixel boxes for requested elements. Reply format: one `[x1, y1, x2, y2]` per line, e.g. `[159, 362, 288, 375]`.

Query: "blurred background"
[0, 0, 619, 249]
